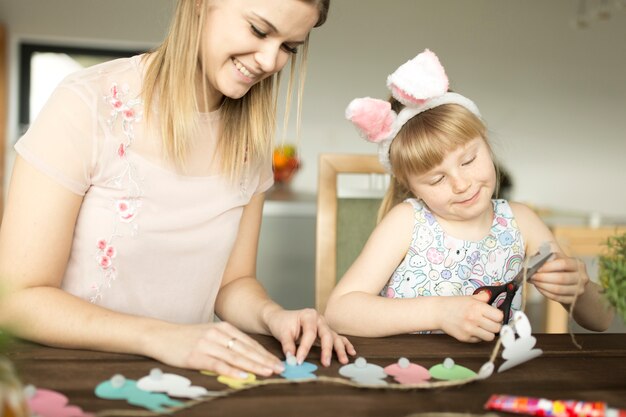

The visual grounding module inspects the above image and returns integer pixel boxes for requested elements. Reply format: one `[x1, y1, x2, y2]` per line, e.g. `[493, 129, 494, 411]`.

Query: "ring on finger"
[226, 337, 237, 350]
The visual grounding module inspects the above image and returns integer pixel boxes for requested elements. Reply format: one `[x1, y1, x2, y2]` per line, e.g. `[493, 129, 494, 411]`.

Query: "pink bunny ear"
[387, 49, 449, 106]
[345, 97, 397, 143]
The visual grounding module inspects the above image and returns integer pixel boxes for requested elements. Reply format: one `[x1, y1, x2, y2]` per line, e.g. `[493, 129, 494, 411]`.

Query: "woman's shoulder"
[58, 55, 143, 100]
[65, 55, 141, 82]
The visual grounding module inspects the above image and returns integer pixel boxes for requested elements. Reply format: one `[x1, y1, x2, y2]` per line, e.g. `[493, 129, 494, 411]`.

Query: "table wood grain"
[4, 333, 626, 417]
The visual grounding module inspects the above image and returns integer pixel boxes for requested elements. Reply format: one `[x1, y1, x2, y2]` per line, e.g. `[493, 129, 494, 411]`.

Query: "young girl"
[0, 0, 355, 379]
[325, 49, 614, 342]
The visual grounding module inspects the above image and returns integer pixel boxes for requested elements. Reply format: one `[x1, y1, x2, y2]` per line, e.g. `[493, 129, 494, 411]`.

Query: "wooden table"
[4, 333, 626, 417]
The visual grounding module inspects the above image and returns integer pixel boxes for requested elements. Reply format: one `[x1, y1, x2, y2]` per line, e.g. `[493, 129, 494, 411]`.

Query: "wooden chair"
[315, 153, 386, 312]
[545, 225, 626, 332]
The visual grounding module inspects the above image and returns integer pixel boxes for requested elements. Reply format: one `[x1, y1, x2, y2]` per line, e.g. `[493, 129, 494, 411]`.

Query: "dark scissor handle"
[473, 281, 518, 324]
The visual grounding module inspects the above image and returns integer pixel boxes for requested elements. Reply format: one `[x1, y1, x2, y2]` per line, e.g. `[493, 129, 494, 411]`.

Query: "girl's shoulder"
[506, 200, 540, 221]
[402, 197, 427, 211]
[382, 200, 417, 227]
[507, 200, 549, 236]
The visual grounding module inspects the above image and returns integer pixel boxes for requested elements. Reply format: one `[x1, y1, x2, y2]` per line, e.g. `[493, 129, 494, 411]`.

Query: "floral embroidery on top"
[90, 83, 143, 303]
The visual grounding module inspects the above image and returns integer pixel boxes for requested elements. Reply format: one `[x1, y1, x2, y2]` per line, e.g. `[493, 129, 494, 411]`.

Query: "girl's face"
[407, 137, 497, 223]
[199, 0, 318, 110]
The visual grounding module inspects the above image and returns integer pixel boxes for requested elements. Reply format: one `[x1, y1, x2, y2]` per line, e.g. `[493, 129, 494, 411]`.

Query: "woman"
[0, 0, 354, 379]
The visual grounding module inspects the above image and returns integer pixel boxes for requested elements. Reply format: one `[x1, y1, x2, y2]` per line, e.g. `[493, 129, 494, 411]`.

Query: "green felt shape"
[429, 358, 477, 381]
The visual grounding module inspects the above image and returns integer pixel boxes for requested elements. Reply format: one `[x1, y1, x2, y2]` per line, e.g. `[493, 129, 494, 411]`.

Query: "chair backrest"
[544, 225, 626, 333]
[315, 154, 386, 312]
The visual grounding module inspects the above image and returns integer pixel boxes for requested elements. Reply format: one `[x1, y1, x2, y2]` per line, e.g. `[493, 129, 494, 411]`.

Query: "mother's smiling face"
[198, 0, 319, 107]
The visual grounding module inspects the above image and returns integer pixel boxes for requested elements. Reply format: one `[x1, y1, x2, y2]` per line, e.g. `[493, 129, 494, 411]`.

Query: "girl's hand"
[531, 253, 589, 305]
[264, 308, 356, 367]
[438, 292, 504, 343]
[146, 321, 286, 379]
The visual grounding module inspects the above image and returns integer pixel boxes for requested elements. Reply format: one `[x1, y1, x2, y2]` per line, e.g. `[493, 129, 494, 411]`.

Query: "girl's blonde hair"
[142, 0, 330, 180]
[378, 99, 492, 222]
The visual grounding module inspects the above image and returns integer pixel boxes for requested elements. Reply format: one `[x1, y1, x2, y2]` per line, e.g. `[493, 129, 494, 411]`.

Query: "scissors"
[473, 246, 554, 324]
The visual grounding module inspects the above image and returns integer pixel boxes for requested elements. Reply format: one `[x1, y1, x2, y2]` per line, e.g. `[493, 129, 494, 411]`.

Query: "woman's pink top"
[15, 55, 273, 324]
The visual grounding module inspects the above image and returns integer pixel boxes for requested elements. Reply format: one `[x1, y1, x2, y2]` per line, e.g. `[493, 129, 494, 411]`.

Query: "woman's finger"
[201, 323, 284, 375]
[210, 357, 255, 380]
[316, 324, 334, 366]
[333, 335, 355, 365]
[294, 314, 318, 364]
[220, 328, 281, 366]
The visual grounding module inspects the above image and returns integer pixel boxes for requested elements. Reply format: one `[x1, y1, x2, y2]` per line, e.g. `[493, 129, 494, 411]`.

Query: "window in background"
[18, 43, 144, 137]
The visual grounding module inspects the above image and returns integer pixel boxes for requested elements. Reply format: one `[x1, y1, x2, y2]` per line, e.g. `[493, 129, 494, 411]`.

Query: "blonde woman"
[0, 0, 355, 379]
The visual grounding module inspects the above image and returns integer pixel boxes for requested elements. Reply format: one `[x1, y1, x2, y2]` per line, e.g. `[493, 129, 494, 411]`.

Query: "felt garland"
[37, 256, 557, 417]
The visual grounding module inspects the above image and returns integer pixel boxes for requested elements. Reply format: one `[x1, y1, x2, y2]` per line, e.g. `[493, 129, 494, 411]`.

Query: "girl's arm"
[324, 203, 503, 342]
[0, 157, 284, 378]
[511, 202, 614, 331]
[215, 192, 355, 366]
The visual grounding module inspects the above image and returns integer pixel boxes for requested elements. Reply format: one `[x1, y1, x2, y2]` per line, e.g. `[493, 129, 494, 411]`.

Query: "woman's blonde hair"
[378, 99, 491, 222]
[142, 0, 330, 180]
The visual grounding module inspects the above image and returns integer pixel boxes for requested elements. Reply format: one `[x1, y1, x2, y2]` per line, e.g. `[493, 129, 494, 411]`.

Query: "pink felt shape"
[386, 49, 449, 106]
[27, 388, 93, 417]
[384, 358, 430, 384]
[345, 98, 396, 143]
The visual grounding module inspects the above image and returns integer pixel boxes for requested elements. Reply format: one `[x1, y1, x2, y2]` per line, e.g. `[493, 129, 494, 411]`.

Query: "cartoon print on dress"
[427, 269, 440, 281]
[396, 271, 427, 298]
[498, 231, 515, 247]
[90, 83, 144, 303]
[494, 216, 508, 228]
[457, 264, 471, 280]
[434, 281, 462, 296]
[416, 226, 434, 252]
[426, 247, 444, 265]
[468, 278, 487, 291]
[382, 199, 525, 315]
[503, 254, 523, 281]
[417, 286, 432, 296]
[484, 247, 511, 282]
[407, 250, 427, 269]
[480, 235, 498, 251]
[467, 250, 480, 266]
[423, 210, 436, 226]
[443, 237, 468, 269]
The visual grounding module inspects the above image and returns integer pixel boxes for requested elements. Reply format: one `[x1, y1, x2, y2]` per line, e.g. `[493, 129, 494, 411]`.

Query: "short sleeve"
[15, 80, 96, 196]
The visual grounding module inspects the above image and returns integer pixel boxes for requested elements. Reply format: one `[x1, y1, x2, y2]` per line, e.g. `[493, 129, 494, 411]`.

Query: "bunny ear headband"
[345, 49, 481, 173]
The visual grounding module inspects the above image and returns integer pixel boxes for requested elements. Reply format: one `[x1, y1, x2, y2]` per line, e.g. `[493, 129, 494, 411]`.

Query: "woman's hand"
[146, 321, 285, 379]
[438, 292, 504, 343]
[263, 307, 356, 367]
[531, 253, 589, 305]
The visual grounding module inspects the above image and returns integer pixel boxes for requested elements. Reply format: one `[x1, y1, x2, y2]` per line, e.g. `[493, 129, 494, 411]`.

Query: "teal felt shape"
[280, 360, 318, 380]
[95, 378, 183, 412]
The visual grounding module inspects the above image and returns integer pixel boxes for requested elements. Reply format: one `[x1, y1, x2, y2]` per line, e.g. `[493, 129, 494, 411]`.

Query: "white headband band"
[345, 49, 481, 173]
